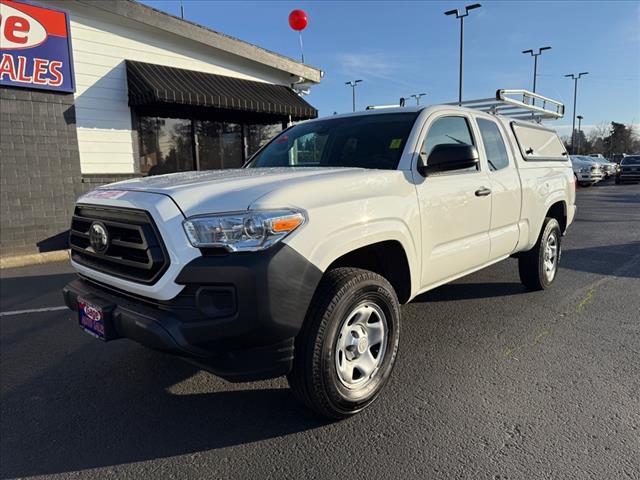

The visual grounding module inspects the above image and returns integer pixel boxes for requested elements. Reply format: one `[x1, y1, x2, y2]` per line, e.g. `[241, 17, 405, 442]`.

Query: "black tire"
[518, 218, 562, 291]
[287, 267, 400, 419]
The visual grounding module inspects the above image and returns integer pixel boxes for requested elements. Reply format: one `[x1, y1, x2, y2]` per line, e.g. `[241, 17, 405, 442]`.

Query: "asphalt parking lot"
[1, 180, 639, 479]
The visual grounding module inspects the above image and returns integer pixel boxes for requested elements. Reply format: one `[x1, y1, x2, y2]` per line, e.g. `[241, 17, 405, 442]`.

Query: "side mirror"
[418, 143, 479, 176]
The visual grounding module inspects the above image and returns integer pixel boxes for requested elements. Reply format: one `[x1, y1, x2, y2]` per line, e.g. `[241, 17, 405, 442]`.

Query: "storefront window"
[245, 123, 283, 159]
[137, 116, 285, 174]
[138, 117, 194, 175]
[195, 121, 243, 170]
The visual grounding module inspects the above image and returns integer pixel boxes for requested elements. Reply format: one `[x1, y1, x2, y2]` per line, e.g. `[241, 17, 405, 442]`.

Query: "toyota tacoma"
[63, 92, 576, 418]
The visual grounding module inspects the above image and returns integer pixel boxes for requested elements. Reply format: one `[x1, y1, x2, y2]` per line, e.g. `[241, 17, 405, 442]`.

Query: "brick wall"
[0, 88, 83, 257]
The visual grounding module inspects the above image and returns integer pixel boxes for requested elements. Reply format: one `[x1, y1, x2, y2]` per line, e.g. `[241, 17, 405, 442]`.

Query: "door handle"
[475, 187, 492, 197]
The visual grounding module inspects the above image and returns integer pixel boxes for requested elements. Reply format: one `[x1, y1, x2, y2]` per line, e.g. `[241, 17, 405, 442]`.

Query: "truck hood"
[97, 167, 368, 217]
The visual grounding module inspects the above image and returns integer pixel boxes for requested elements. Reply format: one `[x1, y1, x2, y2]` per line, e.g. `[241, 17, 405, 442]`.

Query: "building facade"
[0, 0, 321, 257]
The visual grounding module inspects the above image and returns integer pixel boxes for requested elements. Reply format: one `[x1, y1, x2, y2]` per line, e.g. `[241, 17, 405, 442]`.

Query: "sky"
[141, 0, 640, 136]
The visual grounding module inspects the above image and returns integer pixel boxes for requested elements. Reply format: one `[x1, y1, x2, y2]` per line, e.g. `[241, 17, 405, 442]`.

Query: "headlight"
[183, 209, 305, 251]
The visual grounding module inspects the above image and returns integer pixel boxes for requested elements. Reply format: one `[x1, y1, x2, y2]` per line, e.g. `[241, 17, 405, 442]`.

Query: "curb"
[0, 250, 70, 269]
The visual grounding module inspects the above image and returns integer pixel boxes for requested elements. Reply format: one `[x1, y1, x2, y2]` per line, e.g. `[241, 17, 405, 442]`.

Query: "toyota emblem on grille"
[89, 222, 109, 254]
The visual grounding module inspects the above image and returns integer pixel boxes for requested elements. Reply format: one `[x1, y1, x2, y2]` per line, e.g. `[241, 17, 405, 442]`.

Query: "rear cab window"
[511, 122, 568, 161]
[477, 118, 510, 171]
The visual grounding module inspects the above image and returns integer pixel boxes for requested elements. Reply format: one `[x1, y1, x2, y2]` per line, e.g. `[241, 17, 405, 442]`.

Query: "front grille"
[70, 205, 169, 284]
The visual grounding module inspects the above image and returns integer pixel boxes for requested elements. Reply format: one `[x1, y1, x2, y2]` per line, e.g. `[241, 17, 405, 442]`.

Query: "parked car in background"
[571, 155, 603, 186]
[584, 155, 618, 178]
[615, 155, 640, 184]
[611, 154, 626, 164]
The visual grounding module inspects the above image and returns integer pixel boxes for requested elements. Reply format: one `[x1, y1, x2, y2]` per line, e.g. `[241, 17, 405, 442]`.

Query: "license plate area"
[78, 296, 117, 341]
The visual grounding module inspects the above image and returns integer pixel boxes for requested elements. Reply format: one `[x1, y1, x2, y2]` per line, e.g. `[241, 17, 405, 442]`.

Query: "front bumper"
[618, 172, 640, 182]
[64, 244, 323, 382]
[577, 172, 602, 183]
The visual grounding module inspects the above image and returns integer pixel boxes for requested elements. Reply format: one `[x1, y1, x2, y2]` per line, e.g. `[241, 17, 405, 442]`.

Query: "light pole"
[577, 115, 584, 154]
[565, 72, 589, 153]
[345, 79, 363, 112]
[445, 3, 482, 106]
[522, 46, 551, 94]
[409, 93, 427, 105]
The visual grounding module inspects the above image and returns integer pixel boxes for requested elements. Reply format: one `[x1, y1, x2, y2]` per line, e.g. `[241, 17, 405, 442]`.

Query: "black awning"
[125, 60, 317, 120]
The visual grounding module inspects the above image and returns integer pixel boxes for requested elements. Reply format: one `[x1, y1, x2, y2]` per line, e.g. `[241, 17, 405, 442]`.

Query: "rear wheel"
[287, 267, 400, 419]
[518, 218, 561, 291]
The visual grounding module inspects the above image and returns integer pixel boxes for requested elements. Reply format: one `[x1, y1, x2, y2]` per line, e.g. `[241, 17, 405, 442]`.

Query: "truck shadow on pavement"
[0, 273, 75, 312]
[1, 332, 330, 478]
[413, 241, 640, 304]
[413, 282, 528, 302]
[561, 242, 640, 278]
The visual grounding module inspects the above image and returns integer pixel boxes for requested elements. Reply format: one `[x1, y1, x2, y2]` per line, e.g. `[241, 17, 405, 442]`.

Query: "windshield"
[621, 156, 640, 165]
[245, 112, 419, 170]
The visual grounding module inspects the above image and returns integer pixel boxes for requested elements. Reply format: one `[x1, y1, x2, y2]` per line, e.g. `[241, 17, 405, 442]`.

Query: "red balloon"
[288, 9, 308, 31]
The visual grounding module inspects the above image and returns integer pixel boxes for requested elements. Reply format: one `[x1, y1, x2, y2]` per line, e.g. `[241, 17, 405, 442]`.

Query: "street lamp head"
[522, 49, 534, 55]
[466, 3, 482, 11]
[577, 115, 583, 120]
[565, 74, 575, 79]
[444, 8, 458, 16]
[579, 72, 589, 77]
[540, 46, 552, 52]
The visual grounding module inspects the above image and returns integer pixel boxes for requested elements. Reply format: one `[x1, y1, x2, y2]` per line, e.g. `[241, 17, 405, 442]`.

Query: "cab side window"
[421, 116, 478, 171]
[477, 118, 509, 171]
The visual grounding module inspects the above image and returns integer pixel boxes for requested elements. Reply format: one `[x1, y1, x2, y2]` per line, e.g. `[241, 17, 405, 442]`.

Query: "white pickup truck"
[63, 90, 576, 418]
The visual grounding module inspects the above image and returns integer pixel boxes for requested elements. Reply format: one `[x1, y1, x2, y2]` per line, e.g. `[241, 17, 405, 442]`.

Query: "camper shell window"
[511, 122, 568, 161]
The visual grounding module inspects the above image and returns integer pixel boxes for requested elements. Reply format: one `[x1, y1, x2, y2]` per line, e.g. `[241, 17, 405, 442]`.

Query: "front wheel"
[518, 218, 562, 291]
[287, 267, 400, 419]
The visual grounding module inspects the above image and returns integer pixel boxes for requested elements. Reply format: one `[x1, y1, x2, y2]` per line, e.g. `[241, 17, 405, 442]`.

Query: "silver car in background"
[571, 156, 603, 186]
[585, 155, 618, 178]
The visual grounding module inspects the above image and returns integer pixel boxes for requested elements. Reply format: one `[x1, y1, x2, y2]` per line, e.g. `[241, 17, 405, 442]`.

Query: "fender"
[520, 191, 567, 252]
[284, 217, 421, 300]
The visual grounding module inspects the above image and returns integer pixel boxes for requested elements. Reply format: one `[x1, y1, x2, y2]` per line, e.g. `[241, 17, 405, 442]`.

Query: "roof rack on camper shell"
[447, 89, 565, 121]
[365, 89, 564, 122]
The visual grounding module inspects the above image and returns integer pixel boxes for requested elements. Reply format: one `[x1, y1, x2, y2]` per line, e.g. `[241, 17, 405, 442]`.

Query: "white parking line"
[0, 306, 68, 317]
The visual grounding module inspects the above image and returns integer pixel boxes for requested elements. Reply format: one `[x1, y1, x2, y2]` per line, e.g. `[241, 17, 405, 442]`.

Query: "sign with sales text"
[0, 0, 75, 92]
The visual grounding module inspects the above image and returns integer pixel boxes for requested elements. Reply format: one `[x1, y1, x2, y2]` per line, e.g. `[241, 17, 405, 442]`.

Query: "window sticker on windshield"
[389, 138, 402, 149]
